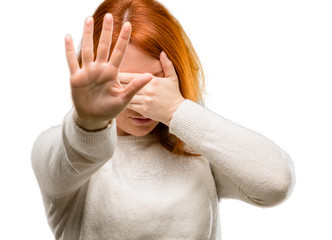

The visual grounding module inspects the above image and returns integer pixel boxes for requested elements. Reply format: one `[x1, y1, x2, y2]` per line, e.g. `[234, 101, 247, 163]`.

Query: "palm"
[70, 65, 123, 120]
[65, 14, 152, 128]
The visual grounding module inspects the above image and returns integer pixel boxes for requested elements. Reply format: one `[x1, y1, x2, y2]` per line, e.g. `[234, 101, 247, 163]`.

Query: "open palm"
[65, 13, 152, 130]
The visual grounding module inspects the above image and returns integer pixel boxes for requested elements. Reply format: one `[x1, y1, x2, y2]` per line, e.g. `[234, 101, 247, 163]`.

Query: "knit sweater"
[31, 99, 294, 240]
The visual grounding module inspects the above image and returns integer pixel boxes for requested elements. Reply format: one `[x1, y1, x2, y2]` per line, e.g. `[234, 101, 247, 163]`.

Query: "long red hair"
[77, 0, 206, 156]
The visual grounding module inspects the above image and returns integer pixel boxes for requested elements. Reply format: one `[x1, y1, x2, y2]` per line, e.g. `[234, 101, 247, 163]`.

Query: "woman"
[31, 0, 295, 239]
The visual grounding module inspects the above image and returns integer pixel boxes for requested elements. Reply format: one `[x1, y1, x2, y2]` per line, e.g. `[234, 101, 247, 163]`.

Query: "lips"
[130, 117, 153, 125]
[132, 117, 151, 120]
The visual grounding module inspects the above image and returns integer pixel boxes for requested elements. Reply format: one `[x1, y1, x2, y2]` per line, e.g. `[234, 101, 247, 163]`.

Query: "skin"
[64, 13, 185, 135]
[116, 44, 163, 136]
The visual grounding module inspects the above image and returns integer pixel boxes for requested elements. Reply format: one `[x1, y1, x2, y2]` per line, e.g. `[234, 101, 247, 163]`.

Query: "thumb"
[122, 73, 153, 101]
[160, 51, 177, 79]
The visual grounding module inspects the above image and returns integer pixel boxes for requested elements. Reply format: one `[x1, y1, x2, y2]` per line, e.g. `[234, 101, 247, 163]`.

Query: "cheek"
[115, 108, 138, 131]
[115, 110, 129, 127]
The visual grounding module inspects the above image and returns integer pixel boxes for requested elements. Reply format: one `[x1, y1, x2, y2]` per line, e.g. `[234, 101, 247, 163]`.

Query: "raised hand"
[65, 13, 153, 130]
[119, 51, 185, 127]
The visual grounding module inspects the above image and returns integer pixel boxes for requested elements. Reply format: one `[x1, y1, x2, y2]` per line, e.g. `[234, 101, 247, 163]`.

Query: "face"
[116, 44, 164, 136]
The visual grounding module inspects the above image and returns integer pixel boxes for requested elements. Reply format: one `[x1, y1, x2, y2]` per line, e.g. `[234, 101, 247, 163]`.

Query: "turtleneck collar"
[116, 133, 158, 144]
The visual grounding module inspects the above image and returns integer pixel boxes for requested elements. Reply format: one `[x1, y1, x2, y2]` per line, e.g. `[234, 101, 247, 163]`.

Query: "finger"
[119, 73, 150, 95]
[96, 13, 113, 62]
[120, 82, 128, 88]
[118, 72, 143, 84]
[122, 73, 153, 101]
[81, 17, 94, 66]
[160, 51, 177, 78]
[108, 22, 131, 71]
[128, 94, 145, 104]
[126, 102, 143, 115]
[65, 34, 80, 75]
[120, 84, 145, 97]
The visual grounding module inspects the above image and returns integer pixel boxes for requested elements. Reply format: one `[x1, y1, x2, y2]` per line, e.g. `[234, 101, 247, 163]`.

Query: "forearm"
[169, 100, 295, 206]
[31, 109, 116, 198]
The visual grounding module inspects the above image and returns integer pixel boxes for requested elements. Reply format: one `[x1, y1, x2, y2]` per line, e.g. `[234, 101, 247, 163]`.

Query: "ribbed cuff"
[169, 100, 216, 152]
[63, 109, 116, 161]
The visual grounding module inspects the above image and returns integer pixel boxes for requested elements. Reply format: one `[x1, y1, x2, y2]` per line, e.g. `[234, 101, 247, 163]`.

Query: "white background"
[0, 0, 331, 239]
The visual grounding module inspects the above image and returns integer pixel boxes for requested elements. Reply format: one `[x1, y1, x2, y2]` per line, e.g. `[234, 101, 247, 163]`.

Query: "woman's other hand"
[119, 51, 185, 127]
[65, 14, 153, 130]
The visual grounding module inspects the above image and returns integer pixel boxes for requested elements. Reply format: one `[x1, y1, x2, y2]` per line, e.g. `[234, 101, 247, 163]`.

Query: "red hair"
[78, 0, 206, 156]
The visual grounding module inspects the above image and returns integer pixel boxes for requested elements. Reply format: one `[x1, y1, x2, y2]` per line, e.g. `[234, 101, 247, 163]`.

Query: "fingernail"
[105, 13, 112, 21]
[86, 16, 93, 24]
[123, 21, 131, 26]
[161, 51, 168, 59]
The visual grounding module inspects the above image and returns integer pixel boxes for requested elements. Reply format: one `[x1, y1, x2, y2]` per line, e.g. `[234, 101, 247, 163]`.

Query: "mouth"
[130, 117, 153, 125]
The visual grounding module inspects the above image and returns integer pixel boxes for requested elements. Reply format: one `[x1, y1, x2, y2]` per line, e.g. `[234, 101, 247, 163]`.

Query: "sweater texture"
[31, 100, 295, 240]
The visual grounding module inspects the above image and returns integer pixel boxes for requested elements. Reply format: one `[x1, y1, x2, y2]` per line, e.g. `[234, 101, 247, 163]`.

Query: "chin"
[116, 120, 159, 137]
[131, 130, 154, 137]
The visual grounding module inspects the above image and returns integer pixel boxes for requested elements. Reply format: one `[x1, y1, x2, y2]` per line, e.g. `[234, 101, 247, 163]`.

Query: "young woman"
[31, 0, 295, 239]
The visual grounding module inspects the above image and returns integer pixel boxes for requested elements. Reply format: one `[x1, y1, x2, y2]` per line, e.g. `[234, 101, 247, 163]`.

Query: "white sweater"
[31, 100, 295, 240]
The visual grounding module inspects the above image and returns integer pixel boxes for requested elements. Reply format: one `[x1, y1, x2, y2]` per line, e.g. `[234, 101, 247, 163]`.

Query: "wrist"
[73, 111, 111, 131]
[164, 98, 185, 127]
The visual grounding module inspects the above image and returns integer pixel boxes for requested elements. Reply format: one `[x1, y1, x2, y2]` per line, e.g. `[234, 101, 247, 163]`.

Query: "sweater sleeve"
[31, 109, 117, 199]
[169, 100, 295, 207]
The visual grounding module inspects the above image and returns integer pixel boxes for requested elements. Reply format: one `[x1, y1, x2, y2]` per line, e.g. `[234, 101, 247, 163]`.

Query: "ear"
[160, 51, 177, 79]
